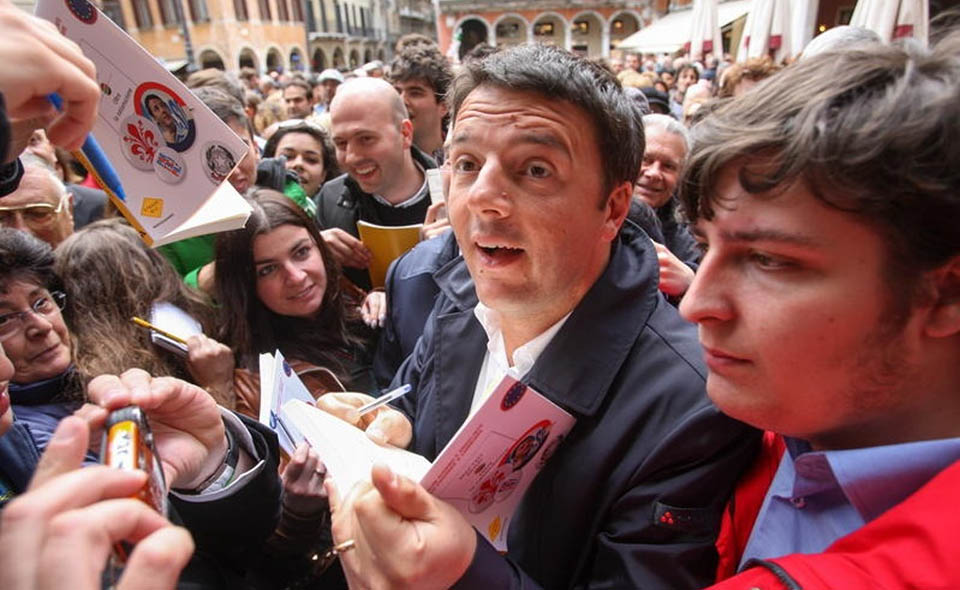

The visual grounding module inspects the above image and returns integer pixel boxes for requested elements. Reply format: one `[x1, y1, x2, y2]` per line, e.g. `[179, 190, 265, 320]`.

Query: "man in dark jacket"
[325, 44, 759, 589]
[316, 77, 436, 290]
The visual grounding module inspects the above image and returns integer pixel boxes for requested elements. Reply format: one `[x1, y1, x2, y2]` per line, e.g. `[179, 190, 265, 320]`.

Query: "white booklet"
[279, 376, 576, 550]
[258, 350, 323, 455]
[35, 0, 252, 247]
[147, 301, 202, 356]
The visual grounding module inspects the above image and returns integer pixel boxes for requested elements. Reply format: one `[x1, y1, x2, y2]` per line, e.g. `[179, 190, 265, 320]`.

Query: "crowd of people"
[1, 0, 959, 588]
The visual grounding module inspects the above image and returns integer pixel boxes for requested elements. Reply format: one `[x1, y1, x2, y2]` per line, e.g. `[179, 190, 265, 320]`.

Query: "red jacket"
[710, 432, 960, 589]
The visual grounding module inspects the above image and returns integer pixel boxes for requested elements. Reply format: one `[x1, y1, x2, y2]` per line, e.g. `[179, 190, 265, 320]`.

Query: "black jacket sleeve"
[0, 93, 24, 198]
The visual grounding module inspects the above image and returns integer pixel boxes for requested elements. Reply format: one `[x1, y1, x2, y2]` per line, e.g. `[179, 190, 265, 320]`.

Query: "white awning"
[618, 0, 752, 54]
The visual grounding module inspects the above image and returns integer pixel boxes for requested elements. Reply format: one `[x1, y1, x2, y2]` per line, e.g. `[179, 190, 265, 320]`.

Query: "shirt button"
[791, 497, 806, 509]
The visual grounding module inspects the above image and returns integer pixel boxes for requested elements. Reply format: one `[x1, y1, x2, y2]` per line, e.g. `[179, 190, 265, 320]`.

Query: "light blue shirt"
[739, 436, 960, 569]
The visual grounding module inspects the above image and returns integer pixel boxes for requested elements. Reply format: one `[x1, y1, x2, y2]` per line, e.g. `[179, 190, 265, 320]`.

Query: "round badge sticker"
[120, 115, 162, 171]
[201, 141, 238, 185]
[503, 420, 552, 472]
[134, 82, 196, 152]
[65, 0, 97, 23]
[500, 381, 527, 411]
[154, 147, 186, 184]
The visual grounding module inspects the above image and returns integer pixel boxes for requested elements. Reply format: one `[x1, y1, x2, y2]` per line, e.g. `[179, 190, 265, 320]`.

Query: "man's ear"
[601, 181, 632, 242]
[923, 255, 960, 338]
[400, 119, 414, 149]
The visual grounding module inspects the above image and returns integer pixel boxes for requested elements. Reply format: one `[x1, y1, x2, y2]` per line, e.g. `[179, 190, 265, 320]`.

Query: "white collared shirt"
[469, 302, 571, 415]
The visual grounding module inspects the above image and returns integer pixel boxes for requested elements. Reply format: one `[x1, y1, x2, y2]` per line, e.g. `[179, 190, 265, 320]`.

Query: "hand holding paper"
[326, 463, 476, 590]
[315, 389, 412, 447]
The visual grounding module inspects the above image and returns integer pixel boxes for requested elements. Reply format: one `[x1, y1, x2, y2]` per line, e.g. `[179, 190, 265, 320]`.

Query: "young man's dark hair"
[282, 78, 312, 97]
[394, 32, 436, 53]
[448, 43, 644, 200]
[681, 33, 960, 294]
[461, 42, 498, 65]
[388, 45, 453, 102]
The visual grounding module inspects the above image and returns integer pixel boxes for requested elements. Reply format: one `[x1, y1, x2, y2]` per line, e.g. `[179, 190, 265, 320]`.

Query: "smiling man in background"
[315, 77, 436, 290]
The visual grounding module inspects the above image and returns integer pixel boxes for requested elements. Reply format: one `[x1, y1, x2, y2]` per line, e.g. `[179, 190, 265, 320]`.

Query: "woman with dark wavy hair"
[214, 188, 375, 417]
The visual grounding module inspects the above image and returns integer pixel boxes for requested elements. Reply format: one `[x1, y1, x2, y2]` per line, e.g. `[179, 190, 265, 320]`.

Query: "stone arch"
[492, 12, 529, 48]
[198, 47, 226, 70]
[349, 49, 360, 68]
[238, 46, 259, 72]
[570, 10, 605, 57]
[311, 47, 327, 71]
[289, 46, 304, 71]
[532, 11, 568, 50]
[332, 47, 345, 68]
[452, 15, 492, 60]
[377, 48, 385, 61]
[363, 48, 372, 63]
[609, 10, 644, 50]
[265, 45, 284, 73]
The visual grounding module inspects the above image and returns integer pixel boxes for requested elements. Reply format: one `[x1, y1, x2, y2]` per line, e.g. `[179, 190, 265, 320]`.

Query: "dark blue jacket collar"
[432, 220, 661, 417]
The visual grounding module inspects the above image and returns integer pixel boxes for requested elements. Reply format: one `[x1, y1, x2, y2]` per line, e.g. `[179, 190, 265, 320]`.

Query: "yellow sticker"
[488, 516, 502, 541]
[141, 198, 164, 218]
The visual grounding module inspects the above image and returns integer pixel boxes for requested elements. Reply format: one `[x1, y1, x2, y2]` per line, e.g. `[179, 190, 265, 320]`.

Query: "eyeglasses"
[0, 291, 67, 342]
[0, 192, 68, 230]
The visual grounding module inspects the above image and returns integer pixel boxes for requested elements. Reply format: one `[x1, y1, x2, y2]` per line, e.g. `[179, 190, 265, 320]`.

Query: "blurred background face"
[226, 119, 259, 194]
[393, 78, 446, 149]
[321, 80, 340, 104]
[0, 167, 73, 247]
[283, 85, 312, 118]
[253, 224, 327, 319]
[634, 128, 686, 208]
[677, 68, 698, 94]
[0, 281, 72, 384]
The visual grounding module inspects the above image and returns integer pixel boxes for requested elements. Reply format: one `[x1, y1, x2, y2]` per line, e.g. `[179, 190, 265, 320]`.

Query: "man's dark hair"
[0, 228, 61, 294]
[462, 43, 498, 65]
[395, 33, 437, 53]
[681, 31, 960, 293]
[448, 44, 645, 200]
[283, 78, 312, 95]
[388, 45, 453, 101]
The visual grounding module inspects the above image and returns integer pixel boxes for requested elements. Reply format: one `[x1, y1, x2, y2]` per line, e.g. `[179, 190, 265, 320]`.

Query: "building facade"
[435, 0, 666, 62]
[59, 0, 403, 73]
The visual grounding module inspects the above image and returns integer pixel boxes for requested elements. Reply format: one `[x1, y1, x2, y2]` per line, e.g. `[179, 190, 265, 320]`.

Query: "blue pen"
[48, 93, 126, 201]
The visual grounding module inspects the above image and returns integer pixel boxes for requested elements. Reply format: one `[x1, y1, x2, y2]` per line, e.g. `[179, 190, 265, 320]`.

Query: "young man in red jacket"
[678, 29, 960, 589]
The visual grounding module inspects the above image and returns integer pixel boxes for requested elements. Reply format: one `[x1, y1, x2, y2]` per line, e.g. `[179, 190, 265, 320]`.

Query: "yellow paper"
[356, 221, 422, 288]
